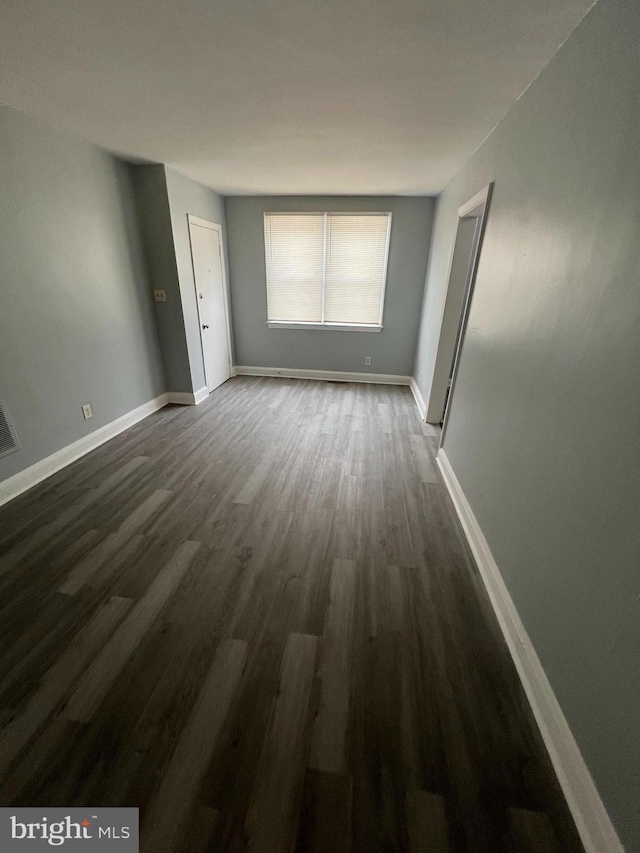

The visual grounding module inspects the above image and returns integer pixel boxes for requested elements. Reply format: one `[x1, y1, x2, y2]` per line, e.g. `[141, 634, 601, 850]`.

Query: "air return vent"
[0, 401, 20, 458]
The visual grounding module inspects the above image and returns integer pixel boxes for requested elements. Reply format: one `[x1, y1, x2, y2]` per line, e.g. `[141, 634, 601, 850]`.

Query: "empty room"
[0, 0, 638, 851]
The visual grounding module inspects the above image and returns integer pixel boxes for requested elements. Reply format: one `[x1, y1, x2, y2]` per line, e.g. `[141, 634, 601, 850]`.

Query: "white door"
[188, 217, 232, 393]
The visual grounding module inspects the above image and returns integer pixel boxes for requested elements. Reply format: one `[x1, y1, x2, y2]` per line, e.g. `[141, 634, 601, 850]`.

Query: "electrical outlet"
[82, 403, 93, 420]
[154, 290, 167, 302]
[365, 356, 372, 366]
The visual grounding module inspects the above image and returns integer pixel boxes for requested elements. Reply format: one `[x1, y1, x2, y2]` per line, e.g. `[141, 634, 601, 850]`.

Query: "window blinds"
[264, 212, 391, 326]
[264, 214, 324, 322]
[325, 214, 390, 324]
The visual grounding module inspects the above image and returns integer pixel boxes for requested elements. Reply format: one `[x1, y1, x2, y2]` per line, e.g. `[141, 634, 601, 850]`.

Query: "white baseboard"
[0, 393, 169, 508]
[436, 449, 623, 853]
[409, 377, 426, 420]
[167, 387, 208, 406]
[234, 365, 411, 386]
[193, 386, 210, 405]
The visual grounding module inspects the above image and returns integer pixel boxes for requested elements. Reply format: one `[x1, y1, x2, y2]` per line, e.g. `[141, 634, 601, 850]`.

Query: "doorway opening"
[187, 215, 233, 394]
[425, 185, 492, 435]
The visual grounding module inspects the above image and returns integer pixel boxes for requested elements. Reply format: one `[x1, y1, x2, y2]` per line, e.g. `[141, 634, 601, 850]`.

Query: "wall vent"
[0, 401, 20, 458]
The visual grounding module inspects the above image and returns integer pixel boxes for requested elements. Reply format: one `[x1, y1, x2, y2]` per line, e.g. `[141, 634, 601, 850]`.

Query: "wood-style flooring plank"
[140, 639, 247, 853]
[177, 807, 220, 853]
[406, 790, 451, 853]
[64, 541, 201, 722]
[58, 488, 171, 596]
[0, 595, 132, 776]
[509, 808, 563, 853]
[116, 488, 172, 536]
[377, 402, 393, 434]
[91, 456, 150, 493]
[296, 768, 353, 853]
[233, 460, 271, 505]
[408, 435, 439, 484]
[309, 559, 355, 774]
[59, 531, 144, 595]
[245, 632, 319, 853]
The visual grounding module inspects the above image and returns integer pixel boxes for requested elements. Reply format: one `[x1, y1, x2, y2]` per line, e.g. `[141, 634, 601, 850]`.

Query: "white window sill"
[267, 321, 383, 333]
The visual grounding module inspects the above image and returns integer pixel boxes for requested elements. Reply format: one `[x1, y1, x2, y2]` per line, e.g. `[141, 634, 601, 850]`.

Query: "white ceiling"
[0, 0, 593, 195]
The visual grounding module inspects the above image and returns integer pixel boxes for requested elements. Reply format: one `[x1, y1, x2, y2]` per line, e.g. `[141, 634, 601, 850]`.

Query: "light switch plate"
[154, 290, 167, 302]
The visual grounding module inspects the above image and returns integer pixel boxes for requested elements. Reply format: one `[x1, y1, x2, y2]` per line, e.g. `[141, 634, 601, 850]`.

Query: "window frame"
[263, 211, 392, 332]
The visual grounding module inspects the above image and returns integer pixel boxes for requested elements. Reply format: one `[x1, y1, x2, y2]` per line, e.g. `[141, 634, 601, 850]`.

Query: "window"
[264, 212, 391, 330]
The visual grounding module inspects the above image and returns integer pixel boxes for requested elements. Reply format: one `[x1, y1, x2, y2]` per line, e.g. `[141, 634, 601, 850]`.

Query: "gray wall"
[0, 107, 166, 483]
[165, 168, 232, 392]
[413, 0, 640, 848]
[225, 196, 434, 375]
[131, 165, 189, 391]
[131, 166, 230, 394]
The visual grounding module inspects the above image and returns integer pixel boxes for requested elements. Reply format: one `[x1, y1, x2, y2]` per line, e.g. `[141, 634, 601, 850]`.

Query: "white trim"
[378, 212, 392, 327]
[267, 321, 382, 333]
[409, 377, 426, 420]
[166, 387, 208, 406]
[436, 448, 623, 853]
[193, 386, 210, 405]
[234, 366, 410, 386]
[0, 394, 169, 508]
[321, 212, 327, 323]
[187, 214, 219, 230]
[187, 215, 234, 393]
[458, 185, 492, 217]
[437, 183, 493, 439]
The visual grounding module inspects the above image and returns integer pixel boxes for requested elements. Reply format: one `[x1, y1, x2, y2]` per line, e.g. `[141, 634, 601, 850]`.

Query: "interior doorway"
[188, 215, 233, 394]
[426, 185, 492, 435]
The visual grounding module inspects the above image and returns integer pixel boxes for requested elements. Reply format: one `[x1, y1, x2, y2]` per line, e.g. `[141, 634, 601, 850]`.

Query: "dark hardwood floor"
[0, 376, 584, 852]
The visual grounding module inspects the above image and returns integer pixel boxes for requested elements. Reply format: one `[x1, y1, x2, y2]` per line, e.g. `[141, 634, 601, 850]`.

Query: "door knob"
[202, 324, 209, 329]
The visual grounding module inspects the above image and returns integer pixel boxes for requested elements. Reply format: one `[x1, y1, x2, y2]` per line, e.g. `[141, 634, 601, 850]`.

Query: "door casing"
[433, 184, 493, 444]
